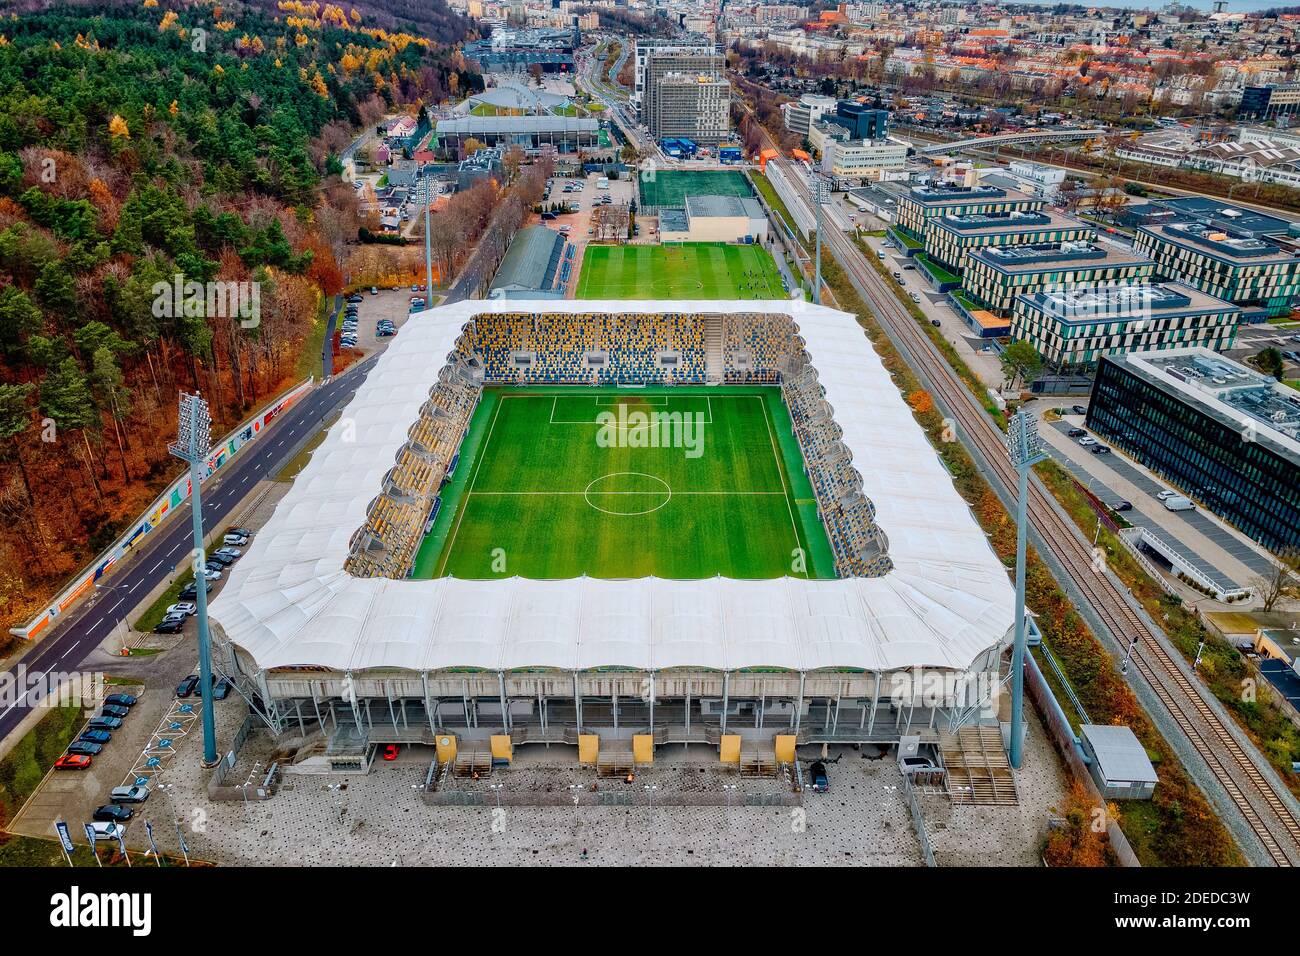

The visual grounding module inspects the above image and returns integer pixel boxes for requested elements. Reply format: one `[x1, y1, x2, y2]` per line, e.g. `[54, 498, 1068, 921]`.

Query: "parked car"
[369, 286, 378, 295]
[900, 755, 939, 774]
[88, 821, 125, 840]
[104, 694, 138, 708]
[176, 675, 199, 698]
[109, 785, 150, 804]
[155, 617, 185, 635]
[1156, 490, 1176, 501]
[1067, 428, 1086, 438]
[213, 547, 242, 562]
[1112, 500, 1133, 512]
[178, 582, 211, 601]
[808, 760, 829, 792]
[166, 602, 196, 617]
[1077, 436, 1097, 446]
[206, 553, 236, 568]
[54, 754, 92, 770]
[1091, 445, 1111, 455]
[87, 716, 122, 731]
[1071, 405, 1088, 415]
[67, 741, 103, 757]
[226, 527, 254, 539]
[223, 534, 249, 547]
[92, 805, 133, 823]
[346, 293, 363, 303]
[383, 743, 400, 761]
[212, 679, 233, 701]
[201, 568, 222, 581]
[79, 730, 111, 745]
[101, 704, 131, 720]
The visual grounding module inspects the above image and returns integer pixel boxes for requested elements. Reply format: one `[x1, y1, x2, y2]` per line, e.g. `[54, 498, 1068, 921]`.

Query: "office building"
[925, 209, 1094, 277]
[962, 241, 1155, 317]
[1012, 283, 1241, 372]
[1087, 347, 1300, 550]
[782, 93, 838, 137]
[1133, 220, 1300, 319]
[647, 71, 730, 144]
[633, 37, 715, 117]
[896, 183, 1045, 244]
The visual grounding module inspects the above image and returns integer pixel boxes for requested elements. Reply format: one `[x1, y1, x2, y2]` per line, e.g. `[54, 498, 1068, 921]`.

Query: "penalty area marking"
[549, 395, 715, 425]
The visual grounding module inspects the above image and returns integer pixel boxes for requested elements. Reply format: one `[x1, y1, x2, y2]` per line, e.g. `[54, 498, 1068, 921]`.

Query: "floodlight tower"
[169, 391, 219, 767]
[1005, 410, 1045, 770]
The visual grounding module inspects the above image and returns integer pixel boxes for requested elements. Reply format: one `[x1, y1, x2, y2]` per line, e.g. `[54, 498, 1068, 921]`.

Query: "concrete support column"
[794, 672, 805, 735]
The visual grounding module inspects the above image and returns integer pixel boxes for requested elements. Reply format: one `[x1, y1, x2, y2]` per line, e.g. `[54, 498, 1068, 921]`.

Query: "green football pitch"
[412, 386, 836, 580]
[638, 169, 752, 209]
[576, 243, 784, 300]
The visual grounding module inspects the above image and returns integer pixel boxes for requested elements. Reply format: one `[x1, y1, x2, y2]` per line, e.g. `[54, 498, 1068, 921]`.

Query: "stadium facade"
[209, 300, 1015, 765]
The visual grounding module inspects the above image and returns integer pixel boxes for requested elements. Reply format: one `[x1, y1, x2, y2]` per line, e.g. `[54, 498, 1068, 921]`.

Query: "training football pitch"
[576, 243, 784, 300]
[637, 169, 752, 209]
[412, 387, 836, 580]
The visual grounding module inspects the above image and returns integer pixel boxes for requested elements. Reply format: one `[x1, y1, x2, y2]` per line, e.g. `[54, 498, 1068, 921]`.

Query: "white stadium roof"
[210, 299, 1014, 675]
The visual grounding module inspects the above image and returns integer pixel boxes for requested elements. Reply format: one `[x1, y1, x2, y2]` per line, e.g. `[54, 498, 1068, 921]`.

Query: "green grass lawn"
[412, 386, 836, 580]
[577, 243, 784, 300]
[638, 169, 752, 209]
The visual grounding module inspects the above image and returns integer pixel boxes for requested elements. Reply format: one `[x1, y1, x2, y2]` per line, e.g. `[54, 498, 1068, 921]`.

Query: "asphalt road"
[0, 352, 380, 744]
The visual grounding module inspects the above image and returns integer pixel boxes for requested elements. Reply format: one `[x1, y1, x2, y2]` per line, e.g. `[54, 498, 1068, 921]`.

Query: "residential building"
[1012, 283, 1241, 372]
[1087, 347, 1300, 551]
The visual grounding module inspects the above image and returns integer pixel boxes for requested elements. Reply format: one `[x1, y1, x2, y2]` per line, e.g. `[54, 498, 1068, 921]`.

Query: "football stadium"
[209, 299, 1014, 770]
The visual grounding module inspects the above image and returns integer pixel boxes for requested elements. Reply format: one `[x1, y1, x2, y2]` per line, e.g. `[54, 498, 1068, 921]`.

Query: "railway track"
[775, 160, 1300, 866]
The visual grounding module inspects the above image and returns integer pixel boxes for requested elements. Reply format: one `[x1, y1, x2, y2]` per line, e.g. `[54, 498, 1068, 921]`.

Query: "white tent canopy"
[210, 299, 1014, 675]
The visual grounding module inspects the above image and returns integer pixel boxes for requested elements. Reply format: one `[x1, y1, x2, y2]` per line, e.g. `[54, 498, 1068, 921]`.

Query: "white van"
[1162, 496, 1196, 512]
[596, 178, 609, 190]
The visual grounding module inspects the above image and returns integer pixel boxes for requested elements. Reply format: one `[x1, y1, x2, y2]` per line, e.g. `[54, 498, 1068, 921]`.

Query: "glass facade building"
[1087, 348, 1300, 551]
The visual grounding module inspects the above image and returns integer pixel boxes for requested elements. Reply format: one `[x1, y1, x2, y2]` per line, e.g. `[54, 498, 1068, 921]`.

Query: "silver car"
[109, 785, 150, 804]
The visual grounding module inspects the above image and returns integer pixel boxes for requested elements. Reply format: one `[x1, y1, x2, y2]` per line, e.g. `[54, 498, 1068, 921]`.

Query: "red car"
[382, 744, 400, 761]
[54, 754, 92, 770]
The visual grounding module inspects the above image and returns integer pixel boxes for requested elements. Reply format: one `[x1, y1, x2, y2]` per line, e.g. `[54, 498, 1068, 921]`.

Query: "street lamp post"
[813, 174, 828, 305]
[168, 391, 219, 768]
[1005, 411, 1045, 770]
[421, 163, 434, 299]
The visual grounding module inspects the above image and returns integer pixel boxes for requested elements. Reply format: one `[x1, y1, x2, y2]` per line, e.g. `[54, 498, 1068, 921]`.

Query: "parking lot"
[538, 171, 638, 297]
[1033, 405, 1278, 596]
[335, 287, 426, 358]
